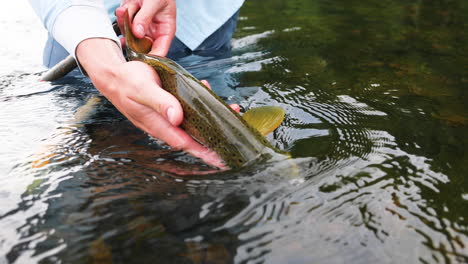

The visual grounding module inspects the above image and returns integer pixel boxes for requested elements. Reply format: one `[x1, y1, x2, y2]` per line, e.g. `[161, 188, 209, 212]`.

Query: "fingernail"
[167, 107, 177, 125]
[136, 24, 144, 36]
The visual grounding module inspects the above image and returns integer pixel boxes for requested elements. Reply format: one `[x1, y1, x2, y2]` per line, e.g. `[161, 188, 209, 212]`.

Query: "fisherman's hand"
[76, 38, 239, 169]
[102, 62, 230, 168]
[116, 0, 176, 56]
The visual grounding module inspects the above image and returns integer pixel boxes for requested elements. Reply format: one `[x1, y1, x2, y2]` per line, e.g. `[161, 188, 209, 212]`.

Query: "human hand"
[104, 63, 240, 169]
[115, 0, 176, 56]
[76, 39, 240, 169]
[100, 61, 231, 168]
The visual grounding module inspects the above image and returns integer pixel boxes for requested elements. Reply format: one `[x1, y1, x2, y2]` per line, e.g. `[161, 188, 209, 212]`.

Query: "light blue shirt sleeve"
[29, 0, 105, 32]
[29, 0, 120, 74]
[30, 0, 244, 68]
[103, 0, 245, 50]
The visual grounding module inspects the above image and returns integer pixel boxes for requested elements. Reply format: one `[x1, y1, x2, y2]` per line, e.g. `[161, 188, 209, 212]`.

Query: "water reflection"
[1, 0, 468, 263]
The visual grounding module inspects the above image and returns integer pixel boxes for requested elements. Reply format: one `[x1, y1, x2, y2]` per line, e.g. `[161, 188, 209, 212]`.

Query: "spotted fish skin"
[124, 12, 284, 169]
[130, 51, 282, 168]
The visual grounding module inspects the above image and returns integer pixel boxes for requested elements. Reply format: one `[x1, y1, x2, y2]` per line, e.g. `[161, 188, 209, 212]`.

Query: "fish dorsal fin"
[124, 10, 152, 54]
[243, 106, 285, 136]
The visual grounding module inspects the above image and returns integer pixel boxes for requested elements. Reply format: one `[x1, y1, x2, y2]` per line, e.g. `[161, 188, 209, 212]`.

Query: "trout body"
[124, 12, 285, 169]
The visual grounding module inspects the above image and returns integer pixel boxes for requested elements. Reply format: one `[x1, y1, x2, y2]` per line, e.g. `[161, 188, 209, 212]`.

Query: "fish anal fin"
[124, 10, 152, 54]
[243, 106, 285, 136]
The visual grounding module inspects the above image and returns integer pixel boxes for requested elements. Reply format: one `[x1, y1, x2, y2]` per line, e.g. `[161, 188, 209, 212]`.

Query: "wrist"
[76, 38, 126, 94]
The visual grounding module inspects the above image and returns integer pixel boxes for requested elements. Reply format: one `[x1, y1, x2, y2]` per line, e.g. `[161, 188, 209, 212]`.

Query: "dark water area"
[1, 0, 467, 263]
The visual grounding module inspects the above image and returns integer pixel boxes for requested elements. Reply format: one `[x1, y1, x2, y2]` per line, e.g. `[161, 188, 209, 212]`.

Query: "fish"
[124, 10, 288, 169]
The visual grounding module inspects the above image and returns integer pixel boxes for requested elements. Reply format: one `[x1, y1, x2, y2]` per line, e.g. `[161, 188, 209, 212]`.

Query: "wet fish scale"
[124, 11, 284, 169]
[144, 59, 258, 168]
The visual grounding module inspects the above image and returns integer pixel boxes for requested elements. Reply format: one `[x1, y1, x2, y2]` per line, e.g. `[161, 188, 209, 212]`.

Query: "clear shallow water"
[1, 1, 467, 263]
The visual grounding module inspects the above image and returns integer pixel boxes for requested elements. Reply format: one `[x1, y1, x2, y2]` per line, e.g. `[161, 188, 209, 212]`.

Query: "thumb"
[132, 1, 166, 38]
[123, 61, 183, 125]
[144, 86, 184, 126]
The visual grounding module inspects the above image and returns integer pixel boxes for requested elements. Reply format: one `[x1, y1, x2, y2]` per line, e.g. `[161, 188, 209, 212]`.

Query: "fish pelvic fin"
[124, 10, 152, 54]
[243, 106, 285, 136]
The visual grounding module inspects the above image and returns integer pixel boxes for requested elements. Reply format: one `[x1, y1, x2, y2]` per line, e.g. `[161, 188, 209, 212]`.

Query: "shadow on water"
[1, 0, 468, 263]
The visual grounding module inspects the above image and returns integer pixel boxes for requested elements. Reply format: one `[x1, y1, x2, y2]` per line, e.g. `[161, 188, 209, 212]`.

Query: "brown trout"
[124, 11, 287, 169]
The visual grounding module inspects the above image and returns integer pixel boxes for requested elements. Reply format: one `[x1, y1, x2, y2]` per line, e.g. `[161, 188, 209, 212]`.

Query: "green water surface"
[1, 0, 467, 263]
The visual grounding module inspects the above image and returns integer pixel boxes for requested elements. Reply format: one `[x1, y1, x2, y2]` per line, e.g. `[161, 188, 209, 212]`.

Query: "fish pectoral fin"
[243, 106, 285, 136]
[124, 10, 152, 54]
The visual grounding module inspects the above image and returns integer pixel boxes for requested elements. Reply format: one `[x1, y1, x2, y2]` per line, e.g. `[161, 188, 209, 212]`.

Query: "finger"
[151, 34, 173, 56]
[115, 7, 126, 36]
[230, 104, 241, 113]
[132, 1, 167, 39]
[115, 7, 125, 35]
[126, 3, 140, 20]
[116, 5, 140, 36]
[133, 111, 226, 169]
[148, 18, 176, 56]
[139, 84, 184, 126]
[137, 1, 176, 56]
[201, 80, 211, 89]
[188, 145, 227, 169]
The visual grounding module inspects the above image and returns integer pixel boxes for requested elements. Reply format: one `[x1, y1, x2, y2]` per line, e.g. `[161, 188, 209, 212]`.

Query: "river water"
[1, 1, 467, 263]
